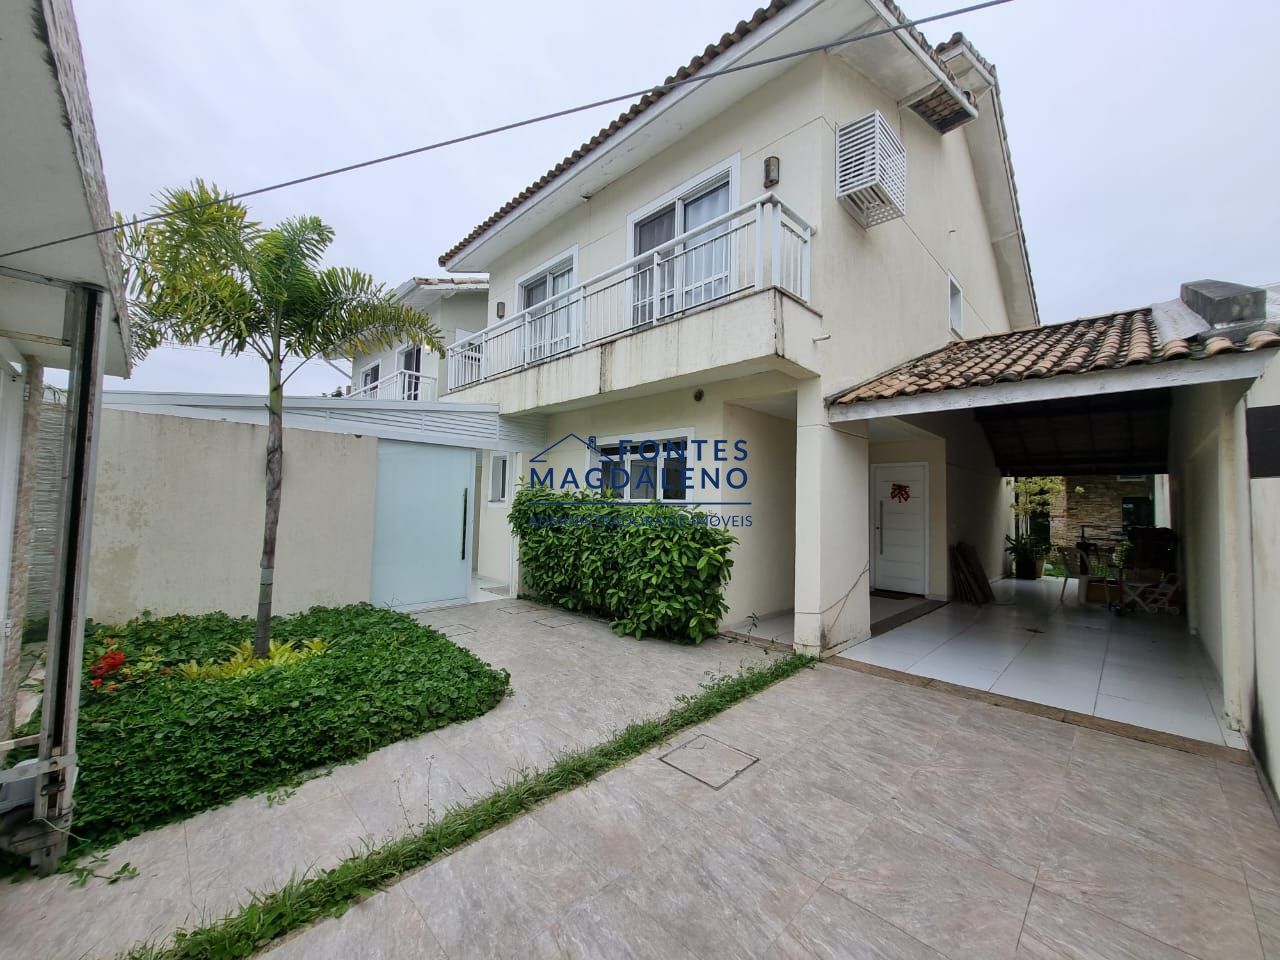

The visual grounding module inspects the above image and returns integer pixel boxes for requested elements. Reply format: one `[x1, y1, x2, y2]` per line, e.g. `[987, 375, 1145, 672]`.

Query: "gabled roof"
[438, 0, 977, 270]
[828, 307, 1280, 407]
[934, 31, 1038, 329]
[438, 1, 798, 268]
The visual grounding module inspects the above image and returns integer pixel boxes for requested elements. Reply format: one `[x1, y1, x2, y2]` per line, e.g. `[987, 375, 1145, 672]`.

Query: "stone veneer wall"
[1049, 474, 1154, 548]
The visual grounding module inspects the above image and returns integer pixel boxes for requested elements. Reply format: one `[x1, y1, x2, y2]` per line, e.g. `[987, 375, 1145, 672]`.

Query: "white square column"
[793, 381, 871, 657]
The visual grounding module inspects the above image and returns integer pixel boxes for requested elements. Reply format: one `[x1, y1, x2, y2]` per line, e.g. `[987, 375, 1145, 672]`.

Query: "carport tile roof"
[830, 310, 1280, 405]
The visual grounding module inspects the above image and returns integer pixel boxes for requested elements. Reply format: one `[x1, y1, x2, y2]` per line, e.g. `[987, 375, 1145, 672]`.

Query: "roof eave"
[440, 0, 816, 272]
[827, 351, 1274, 422]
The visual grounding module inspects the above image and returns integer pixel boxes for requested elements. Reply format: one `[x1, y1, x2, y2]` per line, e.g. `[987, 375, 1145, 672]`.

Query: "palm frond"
[289, 267, 445, 359]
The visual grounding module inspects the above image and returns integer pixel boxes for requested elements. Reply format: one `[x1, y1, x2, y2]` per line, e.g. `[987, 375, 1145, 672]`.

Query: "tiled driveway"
[846, 578, 1241, 747]
[0, 600, 769, 960]
[262, 660, 1280, 960]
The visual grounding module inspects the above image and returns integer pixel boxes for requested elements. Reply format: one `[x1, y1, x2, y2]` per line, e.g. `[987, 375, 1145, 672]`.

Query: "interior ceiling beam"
[999, 462, 1170, 477]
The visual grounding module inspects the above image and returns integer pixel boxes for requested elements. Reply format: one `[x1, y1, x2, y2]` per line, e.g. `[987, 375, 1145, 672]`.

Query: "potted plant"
[1005, 534, 1047, 580]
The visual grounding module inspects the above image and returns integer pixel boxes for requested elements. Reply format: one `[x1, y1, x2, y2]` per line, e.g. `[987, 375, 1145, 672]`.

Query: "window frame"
[625, 157, 741, 326]
[587, 430, 697, 504]
[948, 275, 964, 338]
[489, 452, 510, 504]
[358, 360, 381, 390]
[514, 247, 579, 314]
[397, 344, 423, 399]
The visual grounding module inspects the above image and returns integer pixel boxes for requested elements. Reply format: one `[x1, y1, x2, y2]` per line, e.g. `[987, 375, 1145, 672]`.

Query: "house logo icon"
[527, 433, 620, 464]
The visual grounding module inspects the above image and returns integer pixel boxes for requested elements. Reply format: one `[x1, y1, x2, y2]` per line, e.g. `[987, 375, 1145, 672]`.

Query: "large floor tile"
[1037, 809, 1262, 960]
[522, 883, 700, 960]
[889, 740, 1065, 880]
[1016, 888, 1199, 959]
[769, 886, 947, 959]
[824, 817, 1031, 960]
[1058, 764, 1242, 882]
[1094, 693, 1226, 744]
[1069, 727, 1222, 798]
[613, 819, 819, 960]
[696, 754, 875, 880]
[906, 654, 1002, 690]
[261, 886, 445, 960]
[989, 670, 1100, 714]
[948, 701, 1077, 766]
[187, 792, 366, 917]
[329, 738, 490, 841]
[913, 632, 1030, 673]
[400, 816, 602, 960]
[532, 765, 700, 884]
[845, 634, 948, 672]
[780, 735, 925, 815]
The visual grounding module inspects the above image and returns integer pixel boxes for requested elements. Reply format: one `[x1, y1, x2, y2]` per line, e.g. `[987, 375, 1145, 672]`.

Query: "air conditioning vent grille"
[835, 111, 906, 228]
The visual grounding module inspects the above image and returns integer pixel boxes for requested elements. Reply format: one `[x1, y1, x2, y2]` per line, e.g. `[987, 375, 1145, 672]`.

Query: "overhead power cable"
[0, 0, 1014, 261]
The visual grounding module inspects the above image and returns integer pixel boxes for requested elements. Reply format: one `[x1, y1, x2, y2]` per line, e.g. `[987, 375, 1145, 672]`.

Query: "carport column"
[1221, 398, 1255, 728]
[793, 381, 871, 657]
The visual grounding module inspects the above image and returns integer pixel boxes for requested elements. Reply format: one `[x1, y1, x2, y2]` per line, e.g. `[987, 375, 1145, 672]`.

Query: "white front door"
[872, 463, 927, 595]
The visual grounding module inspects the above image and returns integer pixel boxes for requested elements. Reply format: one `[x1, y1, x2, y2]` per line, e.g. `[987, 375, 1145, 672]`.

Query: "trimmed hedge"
[508, 487, 735, 643]
[16, 604, 509, 857]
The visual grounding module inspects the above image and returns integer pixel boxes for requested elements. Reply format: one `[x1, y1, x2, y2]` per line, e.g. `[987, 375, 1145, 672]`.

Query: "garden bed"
[9, 603, 509, 860]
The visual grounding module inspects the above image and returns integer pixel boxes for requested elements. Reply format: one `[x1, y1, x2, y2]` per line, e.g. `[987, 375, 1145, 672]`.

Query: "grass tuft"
[115, 652, 812, 959]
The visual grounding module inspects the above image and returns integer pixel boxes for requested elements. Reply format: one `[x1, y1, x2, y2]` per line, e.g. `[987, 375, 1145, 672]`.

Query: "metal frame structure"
[0, 278, 106, 872]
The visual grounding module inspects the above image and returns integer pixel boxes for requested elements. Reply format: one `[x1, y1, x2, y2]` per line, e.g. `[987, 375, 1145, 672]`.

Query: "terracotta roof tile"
[829, 308, 1280, 407]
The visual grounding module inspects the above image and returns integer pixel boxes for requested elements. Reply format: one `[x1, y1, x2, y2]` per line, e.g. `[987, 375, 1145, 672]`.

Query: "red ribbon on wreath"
[890, 483, 911, 503]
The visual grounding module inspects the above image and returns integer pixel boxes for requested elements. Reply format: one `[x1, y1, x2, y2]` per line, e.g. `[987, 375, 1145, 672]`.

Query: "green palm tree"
[120, 181, 443, 654]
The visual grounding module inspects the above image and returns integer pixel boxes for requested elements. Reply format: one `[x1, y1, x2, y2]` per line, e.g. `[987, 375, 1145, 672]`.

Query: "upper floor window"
[520, 258, 575, 361]
[360, 361, 380, 390]
[633, 176, 732, 324]
[948, 277, 963, 337]
[398, 345, 422, 399]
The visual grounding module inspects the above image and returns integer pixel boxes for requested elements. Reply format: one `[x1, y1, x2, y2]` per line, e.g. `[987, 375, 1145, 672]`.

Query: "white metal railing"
[347, 369, 438, 401]
[446, 193, 813, 390]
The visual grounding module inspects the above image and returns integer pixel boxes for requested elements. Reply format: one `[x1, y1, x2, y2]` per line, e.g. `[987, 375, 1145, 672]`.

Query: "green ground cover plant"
[508, 487, 736, 643]
[9, 604, 509, 860]
[118, 651, 812, 960]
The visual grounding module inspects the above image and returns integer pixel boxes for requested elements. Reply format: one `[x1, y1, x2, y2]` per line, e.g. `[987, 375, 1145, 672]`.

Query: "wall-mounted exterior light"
[763, 155, 780, 189]
[496, 301, 506, 320]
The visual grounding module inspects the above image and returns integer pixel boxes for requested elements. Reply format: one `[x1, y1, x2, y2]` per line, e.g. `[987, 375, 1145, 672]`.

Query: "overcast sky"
[67, 0, 1280, 396]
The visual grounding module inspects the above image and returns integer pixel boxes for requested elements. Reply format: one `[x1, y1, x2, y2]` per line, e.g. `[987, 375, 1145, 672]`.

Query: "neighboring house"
[348, 277, 487, 400]
[0, 0, 136, 867]
[436, 0, 1035, 651]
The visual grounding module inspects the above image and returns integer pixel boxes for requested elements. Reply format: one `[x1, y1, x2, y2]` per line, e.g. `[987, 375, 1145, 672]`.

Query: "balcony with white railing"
[446, 194, 814, 395]
[347, 369, 438, 401]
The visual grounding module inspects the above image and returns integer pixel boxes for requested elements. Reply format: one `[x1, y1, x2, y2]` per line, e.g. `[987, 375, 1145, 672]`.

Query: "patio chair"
[1058, 547, 1092, 604]
[1136, 573, 1181, 615]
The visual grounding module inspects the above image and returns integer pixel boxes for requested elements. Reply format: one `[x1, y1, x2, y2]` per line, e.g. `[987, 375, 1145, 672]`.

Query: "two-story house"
[349, 276, 487, 400]
[435, 0, 1035, 656]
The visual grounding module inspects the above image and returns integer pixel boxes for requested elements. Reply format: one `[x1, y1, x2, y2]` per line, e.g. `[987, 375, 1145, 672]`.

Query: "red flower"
[89, 649, 127, 679]
[90, 678, 103, 688]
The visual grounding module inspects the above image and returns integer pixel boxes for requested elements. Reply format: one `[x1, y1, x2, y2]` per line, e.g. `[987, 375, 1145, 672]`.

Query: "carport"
[827, 280, 1280, 747]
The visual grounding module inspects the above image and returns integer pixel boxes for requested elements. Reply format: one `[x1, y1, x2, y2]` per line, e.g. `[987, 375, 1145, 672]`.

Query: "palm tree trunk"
[254, 357, 284, 657]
